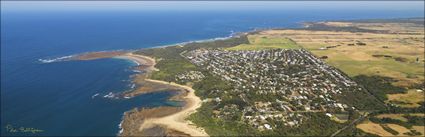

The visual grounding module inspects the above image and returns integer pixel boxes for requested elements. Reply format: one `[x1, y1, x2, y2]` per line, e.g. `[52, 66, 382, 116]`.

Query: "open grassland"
[376, 114, 409, 122]
[386, 124, 412, 135]
[366, 112, 425, 136]
[412, 126, 425, 135]
[257, 27, 424, 87]
[356, 121, 420, 136]
[375, 113, 425, 122]
[319, 21, 424, 34]
[356, 121, 394, 136]
[330, 114, 349, 123]
[387, 90, 425, 108]
[226, 35, 300, 50]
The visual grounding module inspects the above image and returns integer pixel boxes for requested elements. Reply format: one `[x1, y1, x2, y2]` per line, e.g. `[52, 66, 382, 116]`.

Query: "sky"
[1, 1, 424, 12]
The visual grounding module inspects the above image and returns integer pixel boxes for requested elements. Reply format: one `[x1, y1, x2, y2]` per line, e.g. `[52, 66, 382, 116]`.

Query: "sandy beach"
[118, 53, 208, 136]
[116, 53, 158, 72]
[140, 79, 208, 136]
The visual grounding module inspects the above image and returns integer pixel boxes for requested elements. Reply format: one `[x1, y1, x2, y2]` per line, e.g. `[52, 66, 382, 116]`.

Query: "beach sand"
[116, 53, 158, 72]
[140, 79, 208, 136]
[117, 53, 182, 97]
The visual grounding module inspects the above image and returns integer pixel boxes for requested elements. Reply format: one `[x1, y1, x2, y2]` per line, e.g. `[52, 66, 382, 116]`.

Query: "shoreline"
[116, 53, 158, 72]
[115, 53, 208, 136]
[140, 79, 208, 136]
[148, 32, 240, 49]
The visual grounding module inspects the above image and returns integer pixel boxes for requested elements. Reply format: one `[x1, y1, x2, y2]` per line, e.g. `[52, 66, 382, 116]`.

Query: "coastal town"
[183, 48, 364, 130]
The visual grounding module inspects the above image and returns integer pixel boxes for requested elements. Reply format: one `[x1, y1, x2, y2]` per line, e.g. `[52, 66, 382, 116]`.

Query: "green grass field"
[226, 35, 300, 50]
[309, 49, 424, 86]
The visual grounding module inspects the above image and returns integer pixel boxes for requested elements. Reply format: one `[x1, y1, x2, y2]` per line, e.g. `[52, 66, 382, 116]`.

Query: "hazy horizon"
[2, 1, 424, 13]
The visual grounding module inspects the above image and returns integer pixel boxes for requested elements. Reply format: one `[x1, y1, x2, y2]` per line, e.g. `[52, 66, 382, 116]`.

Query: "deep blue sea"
[1, 2, 424, 136]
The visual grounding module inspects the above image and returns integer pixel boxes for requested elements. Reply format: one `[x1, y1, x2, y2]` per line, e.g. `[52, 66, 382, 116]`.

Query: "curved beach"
[141, 79, 207, 136]
[116, 53, 158, 72]
[119, 53, 208, 136]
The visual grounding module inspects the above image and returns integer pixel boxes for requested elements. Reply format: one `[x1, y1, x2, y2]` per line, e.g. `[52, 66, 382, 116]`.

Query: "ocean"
[1, 2, 424, 136]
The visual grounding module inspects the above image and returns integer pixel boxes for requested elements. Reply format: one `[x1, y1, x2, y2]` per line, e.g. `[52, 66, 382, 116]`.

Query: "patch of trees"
[370, 114, 424, 136]
[150, 58, 197, 83]
[370, 117, 412, 128]
[192, 72, 233, 99]
[404, 129, 422, 136]
[371, 54, 409, 63]
[335, 88, 387, 111]
[188, 102, 260, 136]
[269, 113, 345, 136]
[409, 82, 425, 89]
[302, 23, 386, 33]
[369, 101, 424, 117]
[369, 113, 425, 129]
[383, 102, 425, 114]
[353, 75, 406, 101]
[220, 98, 248, 109]
[404, 115, 425, 126]
[394, 57, 409, 62]
[380, 124, 399, 135]
[355, 42, 367, 46]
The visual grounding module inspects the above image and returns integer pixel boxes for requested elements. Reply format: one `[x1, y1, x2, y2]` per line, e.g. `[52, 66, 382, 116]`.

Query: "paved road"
[330, 113, 368, 137]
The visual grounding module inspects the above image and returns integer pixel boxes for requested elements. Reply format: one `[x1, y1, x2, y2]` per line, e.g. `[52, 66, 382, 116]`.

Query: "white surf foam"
[117, 113, 125, 136]
[151, 31, 239, 49]
[91, 93, 100, 99]
[132, 70, 142, 73]
[103, 92, 115, 98]
[38, 55, 74, 64]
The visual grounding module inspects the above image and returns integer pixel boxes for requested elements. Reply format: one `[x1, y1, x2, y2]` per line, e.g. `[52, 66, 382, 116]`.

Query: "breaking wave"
[38, 55, 74, 64]
[152, 30, 242, 48]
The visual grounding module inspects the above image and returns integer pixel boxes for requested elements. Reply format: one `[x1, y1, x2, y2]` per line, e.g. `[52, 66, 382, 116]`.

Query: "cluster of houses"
[185, 48, 363, 130]
[175, 70, 205, 83]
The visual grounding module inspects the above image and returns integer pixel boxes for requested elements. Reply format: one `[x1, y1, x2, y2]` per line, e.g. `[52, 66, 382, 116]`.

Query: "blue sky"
[1, 1, 424, 12]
